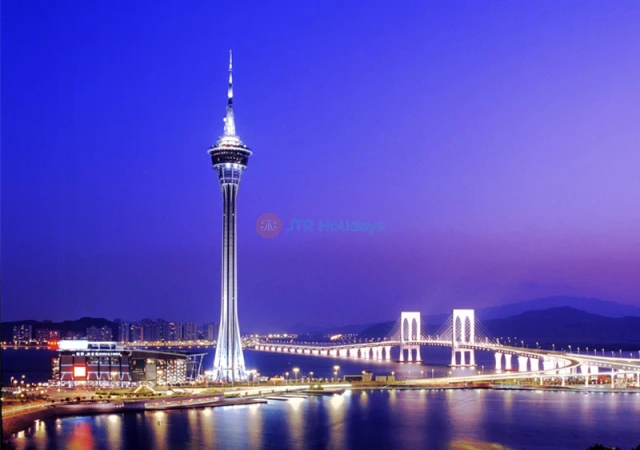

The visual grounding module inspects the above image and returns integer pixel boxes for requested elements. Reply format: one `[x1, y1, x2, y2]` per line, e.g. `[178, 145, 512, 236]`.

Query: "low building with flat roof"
[52, 340, 204, 387]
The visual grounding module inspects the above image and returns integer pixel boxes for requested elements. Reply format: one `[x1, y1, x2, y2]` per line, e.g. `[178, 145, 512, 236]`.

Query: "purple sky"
[3, 2, 640, 331]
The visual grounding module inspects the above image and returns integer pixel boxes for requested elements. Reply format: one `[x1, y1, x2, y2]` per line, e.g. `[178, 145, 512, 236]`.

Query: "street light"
[293, 367, 299, 383]
[285, 372, 289, 384]
[309, 371, 314, 382]
[333, 365, 340, 382]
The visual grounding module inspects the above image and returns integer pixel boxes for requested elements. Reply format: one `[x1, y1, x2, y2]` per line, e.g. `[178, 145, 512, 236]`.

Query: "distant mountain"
[359, 321, 396, 339]
[287, 323, 325, 334]
[473, 296, 640, 320]
[482, 307, 640, 346]
[420, 296, 640, 326]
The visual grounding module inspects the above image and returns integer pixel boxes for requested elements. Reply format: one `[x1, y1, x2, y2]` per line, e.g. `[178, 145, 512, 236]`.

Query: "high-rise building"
[155, 319, 168, 342]
[204, 322, 219, 342]
[35, 329, 60, 343]
[13, 324, 33, 343]
[183, 322, 198, 342]
[130, 323, 143, 342]
[141, 319, 158, 342]
[86, 325, 113, 341]
[208, 51, 252, 382]
[65, 330, 84, 340]
[118, 322, 130, 343]
[168, 322, 182, 341]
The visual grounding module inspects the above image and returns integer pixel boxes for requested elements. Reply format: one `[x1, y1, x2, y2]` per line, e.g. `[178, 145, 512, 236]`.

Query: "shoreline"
[3, 383, 638, 442]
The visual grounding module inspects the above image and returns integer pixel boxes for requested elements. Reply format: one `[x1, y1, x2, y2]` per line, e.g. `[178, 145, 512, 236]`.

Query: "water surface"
[8, 389, 640, 450]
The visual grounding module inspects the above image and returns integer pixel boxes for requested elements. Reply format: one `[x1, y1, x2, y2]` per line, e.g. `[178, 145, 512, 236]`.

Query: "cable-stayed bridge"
[254, 309, 640, 387]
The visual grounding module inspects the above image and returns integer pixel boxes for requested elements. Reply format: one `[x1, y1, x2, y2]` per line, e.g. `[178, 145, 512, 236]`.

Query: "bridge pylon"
[450, 309, 477, 367]
[399, 312, 422, 362]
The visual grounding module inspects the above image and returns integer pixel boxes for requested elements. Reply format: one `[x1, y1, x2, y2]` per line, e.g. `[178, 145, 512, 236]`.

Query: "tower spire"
[223, 49, 236, 137]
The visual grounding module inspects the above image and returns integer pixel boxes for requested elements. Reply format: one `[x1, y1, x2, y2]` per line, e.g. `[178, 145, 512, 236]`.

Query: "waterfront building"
[51, 340, 205, 387]
[208, 51, 252, 382]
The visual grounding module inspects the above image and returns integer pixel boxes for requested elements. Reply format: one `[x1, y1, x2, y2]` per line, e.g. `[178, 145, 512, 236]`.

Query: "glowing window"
[73, 366, 86, 378]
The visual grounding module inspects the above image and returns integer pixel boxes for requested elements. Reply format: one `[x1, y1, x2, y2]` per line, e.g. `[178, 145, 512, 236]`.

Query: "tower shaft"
[213, 182, 246, 381]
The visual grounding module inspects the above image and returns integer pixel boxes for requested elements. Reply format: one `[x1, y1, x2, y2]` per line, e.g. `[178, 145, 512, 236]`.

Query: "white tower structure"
[208, 51, 252, 382]
[399, 312, 422, 362]
[451, 309, 476, 367]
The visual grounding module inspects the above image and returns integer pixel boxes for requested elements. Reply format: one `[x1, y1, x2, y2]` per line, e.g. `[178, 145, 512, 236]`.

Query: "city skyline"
[3, 2, 640, 330]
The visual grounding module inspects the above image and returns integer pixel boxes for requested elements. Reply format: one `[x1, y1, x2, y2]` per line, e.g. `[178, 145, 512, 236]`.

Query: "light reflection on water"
[105, 414, 122, 450]
[151, 411, 168, 450]
[327, 393, 347, 449]
[6, 390, 640, 450]
[247, 404, 263, 450]
[286, 398, 305, 450]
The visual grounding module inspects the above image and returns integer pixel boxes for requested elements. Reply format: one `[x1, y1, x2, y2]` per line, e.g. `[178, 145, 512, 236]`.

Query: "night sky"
[3, 2, 640, 331]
